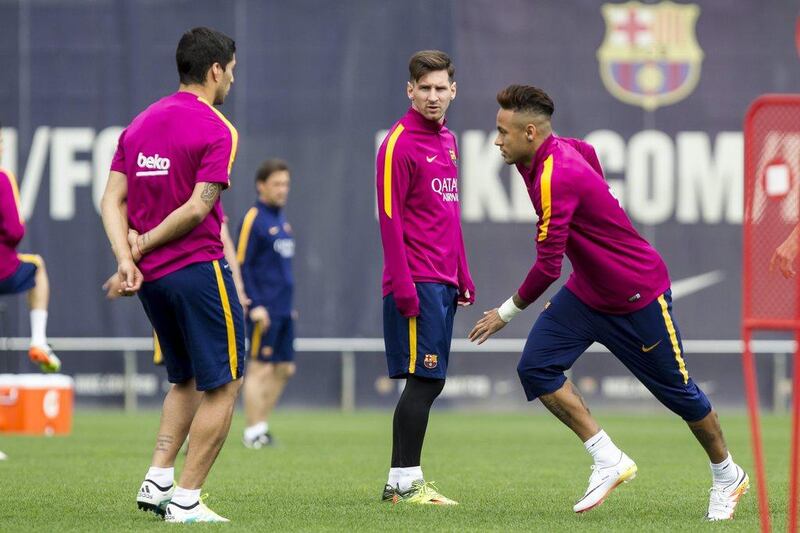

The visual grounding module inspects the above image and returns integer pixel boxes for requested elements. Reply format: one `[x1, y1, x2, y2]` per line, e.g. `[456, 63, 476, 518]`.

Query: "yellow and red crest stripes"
[657, 294, 689, 384]
[537, 155, 554, 242]
[382, 124, 406, 219]
[408, 316, 417, 374]
[197, 96, 239, 176]
[212, 260, 239, 380]
[423, 353, 438, 369]
[2, 168, 24, 224]
[236, 207, 258, 263]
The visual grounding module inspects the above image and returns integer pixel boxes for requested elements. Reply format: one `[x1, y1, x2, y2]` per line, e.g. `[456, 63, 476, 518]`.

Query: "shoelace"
[707, 486, 732, 513]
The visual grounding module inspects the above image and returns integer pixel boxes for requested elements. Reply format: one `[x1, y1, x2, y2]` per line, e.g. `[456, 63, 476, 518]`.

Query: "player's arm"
[0, 171, 25, 246]
[377, 134, 419, 317]
[470, 159, 578, 344]
[129, 181, 221, 259]
[100, 170, 143, 293]
[236, 210, 269, 329]
[455, 203, 475, 306]
[770, 223, 800, 279]
[221, 218, 250, 311]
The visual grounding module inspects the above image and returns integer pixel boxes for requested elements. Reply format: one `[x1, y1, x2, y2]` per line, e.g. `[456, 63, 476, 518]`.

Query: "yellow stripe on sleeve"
[408, 316, 417, 374]
[197, 97, 239, 176]
[658, 294, 689, 384]
[236, 207, 258, 263]
[213, 260, 239, 379]
[17, 253, 42, 268]
[383, 124, 405, 219]
[3, 169, 23, 223]
[537, 155, 554, 242]
[250, 322, 263, 359]
[153, 332, 163, 365]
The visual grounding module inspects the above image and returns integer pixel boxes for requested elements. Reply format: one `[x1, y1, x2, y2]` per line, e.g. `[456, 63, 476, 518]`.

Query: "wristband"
[497, 297, 522, 323]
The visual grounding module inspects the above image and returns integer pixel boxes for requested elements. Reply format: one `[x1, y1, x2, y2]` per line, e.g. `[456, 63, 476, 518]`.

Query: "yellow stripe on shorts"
[408, 316, 417, 374]
[213, 261, 238, 379]
[658, 294, 689, 384]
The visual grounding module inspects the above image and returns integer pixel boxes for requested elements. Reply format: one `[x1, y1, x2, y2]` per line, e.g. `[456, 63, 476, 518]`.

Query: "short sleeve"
[110, 129, 127, 174]
[195, 129, 235, 188]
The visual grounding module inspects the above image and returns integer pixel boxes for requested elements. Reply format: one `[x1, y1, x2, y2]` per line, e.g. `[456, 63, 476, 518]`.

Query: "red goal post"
[743, 94, 800, 533]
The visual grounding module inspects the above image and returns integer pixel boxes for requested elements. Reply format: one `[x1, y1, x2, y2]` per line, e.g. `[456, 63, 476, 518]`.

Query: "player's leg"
[383, 283, 458, 505]
[243, 317, 272, 447]
[164, 260, 245, 523]
[135, 280, 197, 516]
[243, 317, 296, 447]
[1, 255, 60, 372]
[516, 287, 636, 513]
[604, 289, 748, 520]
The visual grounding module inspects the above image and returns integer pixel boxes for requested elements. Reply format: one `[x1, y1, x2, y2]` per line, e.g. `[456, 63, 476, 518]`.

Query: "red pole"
[743, 330, 771, 532]
[789, 335, 800, 533]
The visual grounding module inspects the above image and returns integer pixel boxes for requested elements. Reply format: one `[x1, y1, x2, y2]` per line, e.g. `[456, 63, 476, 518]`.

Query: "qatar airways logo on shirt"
[136, 152, 171, 177]
[431, 177, 459, 202]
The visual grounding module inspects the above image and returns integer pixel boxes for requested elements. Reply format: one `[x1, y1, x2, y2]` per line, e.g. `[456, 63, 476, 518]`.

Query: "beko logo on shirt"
[136, 152, 171, 176]
[431, 177, 459, 202]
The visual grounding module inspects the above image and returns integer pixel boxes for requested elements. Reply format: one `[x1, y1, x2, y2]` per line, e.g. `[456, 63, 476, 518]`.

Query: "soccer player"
[237, 159, 296, 449]
[468, 85, 748, 520]
[0, 121, 60, 373]
[100, 27, 244, 523]
[377, 50, 474, 505]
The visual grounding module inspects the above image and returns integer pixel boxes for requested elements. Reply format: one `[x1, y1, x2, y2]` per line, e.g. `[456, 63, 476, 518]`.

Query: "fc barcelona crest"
[597, 1, 703, 111]
[449, 149, 458, 167]
[423, 353, 438, 369]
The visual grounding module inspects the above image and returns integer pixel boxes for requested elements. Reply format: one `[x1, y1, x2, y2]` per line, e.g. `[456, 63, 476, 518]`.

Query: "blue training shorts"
[139, 259, 246, 391]
[517, 287, 712, 422]
[247, 315, 295, 363]
[383, 282, 458, 380]
[0, 255, 39, 295]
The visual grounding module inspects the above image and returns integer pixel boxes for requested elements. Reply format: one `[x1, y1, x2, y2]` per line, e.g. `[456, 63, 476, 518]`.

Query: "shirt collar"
[405, 106, 446, 133]
[532, 133, 556, 170]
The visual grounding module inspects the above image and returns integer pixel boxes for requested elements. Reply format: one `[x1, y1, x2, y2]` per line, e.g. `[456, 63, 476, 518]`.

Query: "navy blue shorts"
[0, 255, 39, 295]
[247, 315, 295, 363]
[139, 259, 246, 391]
[517, 287, 712, 422]
[383, 282, 458, 380]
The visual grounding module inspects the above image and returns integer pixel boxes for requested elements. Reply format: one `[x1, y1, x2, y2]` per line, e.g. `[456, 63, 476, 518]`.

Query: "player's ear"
[450, 81, 457, 100]
[407, 81, 414, 99]
[526, 123, 536, 142]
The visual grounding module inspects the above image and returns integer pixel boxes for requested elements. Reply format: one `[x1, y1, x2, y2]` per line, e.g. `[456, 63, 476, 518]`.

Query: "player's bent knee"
[279, 362, 296, 379]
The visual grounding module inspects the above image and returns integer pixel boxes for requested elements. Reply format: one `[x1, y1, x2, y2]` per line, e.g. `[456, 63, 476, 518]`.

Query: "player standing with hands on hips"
[377, 50, 474, 505]
[469, 85, 748, 520]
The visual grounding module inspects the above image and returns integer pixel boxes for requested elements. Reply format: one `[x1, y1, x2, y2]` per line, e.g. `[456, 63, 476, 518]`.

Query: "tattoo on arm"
[200, 182, 222, 207]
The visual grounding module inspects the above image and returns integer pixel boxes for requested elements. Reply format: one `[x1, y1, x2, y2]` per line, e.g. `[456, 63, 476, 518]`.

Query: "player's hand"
[770, 233, 799, 278]
[458, 288, 474, 307]
[468, 308, 507, 345]
[250, 306, 271, 331]
[237, 289, 251, 314]
[128, 229, 143, 262]
[394, 284, 420, 318]
[101, 272, 136, 299]
[117, 259, 143, 294]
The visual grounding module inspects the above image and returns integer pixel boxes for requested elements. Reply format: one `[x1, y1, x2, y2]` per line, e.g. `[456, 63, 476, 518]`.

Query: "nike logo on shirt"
[426, 155, 437, 163]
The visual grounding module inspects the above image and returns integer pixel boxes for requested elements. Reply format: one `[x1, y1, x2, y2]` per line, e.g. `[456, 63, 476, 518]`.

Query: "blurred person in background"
[376, 50, 474, 505]
[236, 158, 296, 449]
[0, 120, 60, 374]
[470, 85, 748, 521]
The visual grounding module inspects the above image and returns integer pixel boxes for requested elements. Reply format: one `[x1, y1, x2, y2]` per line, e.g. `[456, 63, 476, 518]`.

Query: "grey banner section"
[1, 1, 798, 407]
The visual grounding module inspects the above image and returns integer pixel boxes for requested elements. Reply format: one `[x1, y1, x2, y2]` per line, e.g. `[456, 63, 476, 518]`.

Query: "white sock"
[711, 453, 737, 485]
[244, 421, 268, 441]
[584, 429, 623, 468]
[145, 466, 174, 488]
[171, 486, 201, 507]
[387, 466, 423, 492]
[30, 309, 47, 347]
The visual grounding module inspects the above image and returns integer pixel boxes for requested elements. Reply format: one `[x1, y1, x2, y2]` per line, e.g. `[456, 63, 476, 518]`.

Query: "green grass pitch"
[0, 410, 792, 531]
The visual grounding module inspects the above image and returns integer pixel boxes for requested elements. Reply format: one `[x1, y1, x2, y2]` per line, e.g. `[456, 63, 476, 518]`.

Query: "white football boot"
[164, 496, 229, 523]
[706, 465, 749, 521]
[573, 452, 637, 513]
[136, 478, 174, 516]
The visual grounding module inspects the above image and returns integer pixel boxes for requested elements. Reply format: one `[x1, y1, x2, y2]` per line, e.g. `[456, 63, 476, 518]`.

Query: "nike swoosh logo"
[426, 155, 437, 163]
[641, 340, 662, 352]
[670, 270, 726, 301]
